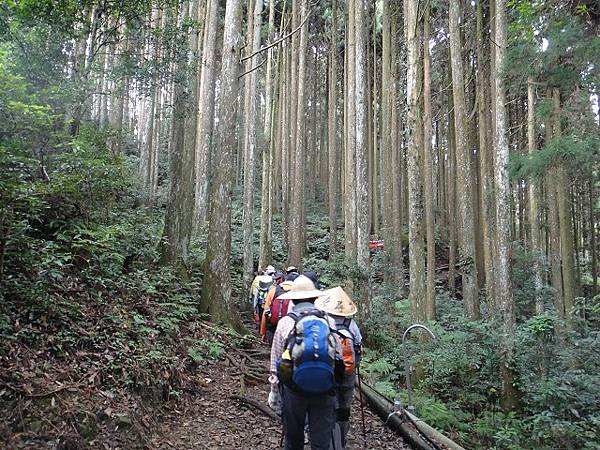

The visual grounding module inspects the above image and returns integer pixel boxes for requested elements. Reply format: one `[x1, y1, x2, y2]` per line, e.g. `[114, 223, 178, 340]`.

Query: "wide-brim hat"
[315, 286, 358, 317]
[278, 275, 323, 300]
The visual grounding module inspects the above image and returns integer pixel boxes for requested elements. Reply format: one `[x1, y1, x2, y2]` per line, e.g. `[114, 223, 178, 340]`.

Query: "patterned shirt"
[268, 301, 340, 388]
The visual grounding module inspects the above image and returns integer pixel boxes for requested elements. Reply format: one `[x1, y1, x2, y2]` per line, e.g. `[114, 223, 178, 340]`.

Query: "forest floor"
[1, 304, 406, 449]
[148, 334, 406, 450]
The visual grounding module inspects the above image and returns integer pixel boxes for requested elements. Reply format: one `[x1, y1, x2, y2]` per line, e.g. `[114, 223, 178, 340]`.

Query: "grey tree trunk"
[160, 3, 196, 271]
[527, 78, 544, 314]
[194, 0, 219, 228]
[423, 3, 436, 321]
[405, 0, 426, 322]
[381, 0, 394, 281]
[477, 0, 497, 310]
[201, 0, 243, 327]
[344, 0, 357, 261]
[259, 0, 277, 270]
[242, 0, 263, 290]
[355, 0, 370, 315]
[553, 88, 576, 326]
[449, 0, 479, 319]
[288, 0, 309, 267]
[328, 0, 339, 260]
[493, 0, 517, 411]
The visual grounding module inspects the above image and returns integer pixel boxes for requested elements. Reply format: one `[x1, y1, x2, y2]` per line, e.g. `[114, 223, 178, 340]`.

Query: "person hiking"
[302, 271, 322, 290]
[268, 275, 344, 450]
[265, 265, 276, 277]
[315, 287, 362, 448]
[252, 274, 273, 326]
[260, 277, 293, 344]
[284, 265, 300, 281]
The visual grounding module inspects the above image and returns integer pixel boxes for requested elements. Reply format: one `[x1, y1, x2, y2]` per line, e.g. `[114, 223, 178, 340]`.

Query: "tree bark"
[259, 0, 277, 270]
[344, 0, 358, 262]
[194, 0, 219, 228]
[355, 0, 371, 314]
[477, 0, 497, 311]
[527, 78, 544, 314]
[423, 2, 436, 321]
[160, 2, 196, 271]
[493, 0, 517, 410]
[449, 0, 479, 319]
[201, 0, 243, 327]
[328, 0, 339, 260]
[242, 0, 263, 290]
[553, 88, 576, 326]
[288, 0, 308, 267]
[405, 0, 426, 322]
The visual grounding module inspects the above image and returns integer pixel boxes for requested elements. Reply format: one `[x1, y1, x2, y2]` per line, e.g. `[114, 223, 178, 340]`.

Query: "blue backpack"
[286, 309, 336, 394]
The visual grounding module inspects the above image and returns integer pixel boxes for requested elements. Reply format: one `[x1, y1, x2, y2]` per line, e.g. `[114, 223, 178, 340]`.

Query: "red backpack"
[269, 288, 291, 327]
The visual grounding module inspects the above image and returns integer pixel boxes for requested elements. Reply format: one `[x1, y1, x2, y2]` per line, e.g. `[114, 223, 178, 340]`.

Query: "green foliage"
[509, 133, 599, 180]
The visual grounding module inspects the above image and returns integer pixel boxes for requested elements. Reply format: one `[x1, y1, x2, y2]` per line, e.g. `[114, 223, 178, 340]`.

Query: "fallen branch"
[230, 395, 280, 422]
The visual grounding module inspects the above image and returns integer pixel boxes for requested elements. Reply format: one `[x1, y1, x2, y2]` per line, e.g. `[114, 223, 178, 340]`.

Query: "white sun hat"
[277, 275, 323, 300]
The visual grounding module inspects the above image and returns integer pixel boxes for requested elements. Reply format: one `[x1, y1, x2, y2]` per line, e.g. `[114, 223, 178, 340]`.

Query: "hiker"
[316, 287, 362, 448]
[265, 265, 276, 277]
[284, 265, 300, 281]
[252, 274, 273, 326]
[268, 275, 344, 450]
[302, 271, 322, 290]
[259, 276, 293, 344]
[249, 269, 264, 305]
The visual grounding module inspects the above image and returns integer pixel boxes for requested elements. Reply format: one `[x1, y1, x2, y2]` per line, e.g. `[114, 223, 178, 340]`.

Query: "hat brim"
[278, 289, 323, 300]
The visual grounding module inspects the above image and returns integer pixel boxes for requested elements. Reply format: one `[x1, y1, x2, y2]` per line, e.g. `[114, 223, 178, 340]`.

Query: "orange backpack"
[334, 318, 357, 376]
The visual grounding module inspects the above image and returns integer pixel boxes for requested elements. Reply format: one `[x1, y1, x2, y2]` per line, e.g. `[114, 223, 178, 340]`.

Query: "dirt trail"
[150, 338, 407, 450]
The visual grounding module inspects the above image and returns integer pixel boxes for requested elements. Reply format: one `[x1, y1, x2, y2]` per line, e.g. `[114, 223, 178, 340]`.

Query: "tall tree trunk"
[355, 0, 370, 314]
[288, 0, 308, 267]
[590, 179, 598, 295]
[448, 82, 457, 296]
[527, 78, 544, 314]
[160, 3, 195, 270]
[328, 0, 339, 260]
[195, 0, 219, 227]
[281, 45, 290, 249]
[405, 0, 426, 321]
[423, 2, 436, 320]
[381, 0, 394, 280]
[477, 0, 496, 309]
[344, 0, 358, 262]
[242, 0, 263, 290]
[494, 0, 517, 410]
[449, 0, 479, 319]
[201, 0, 243, 327]
[546, 100, 564, 322]
[259, 0, 277, 270]
[553, 88, 576, 326]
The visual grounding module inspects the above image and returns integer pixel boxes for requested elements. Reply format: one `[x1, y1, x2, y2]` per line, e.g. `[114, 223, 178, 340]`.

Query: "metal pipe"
[405, 410, 466, 450]
[402, 324, 436, 414]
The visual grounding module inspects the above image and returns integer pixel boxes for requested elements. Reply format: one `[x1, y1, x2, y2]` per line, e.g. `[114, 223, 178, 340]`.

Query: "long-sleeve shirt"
[269, 301, 340, 388]
[332, 316, 362, 347]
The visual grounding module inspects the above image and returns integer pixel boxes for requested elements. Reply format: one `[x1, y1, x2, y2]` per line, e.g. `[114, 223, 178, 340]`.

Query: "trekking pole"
[356, 366, 367, 441]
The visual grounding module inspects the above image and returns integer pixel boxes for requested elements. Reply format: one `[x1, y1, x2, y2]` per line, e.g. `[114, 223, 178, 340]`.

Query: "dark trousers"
[335, 374, 356, 447]
[282, 386, 336, 450]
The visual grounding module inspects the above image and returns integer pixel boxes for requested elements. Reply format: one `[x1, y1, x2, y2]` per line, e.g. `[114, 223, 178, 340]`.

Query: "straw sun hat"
[278, 275, 323, 300]
[315, 286, 358, 317]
